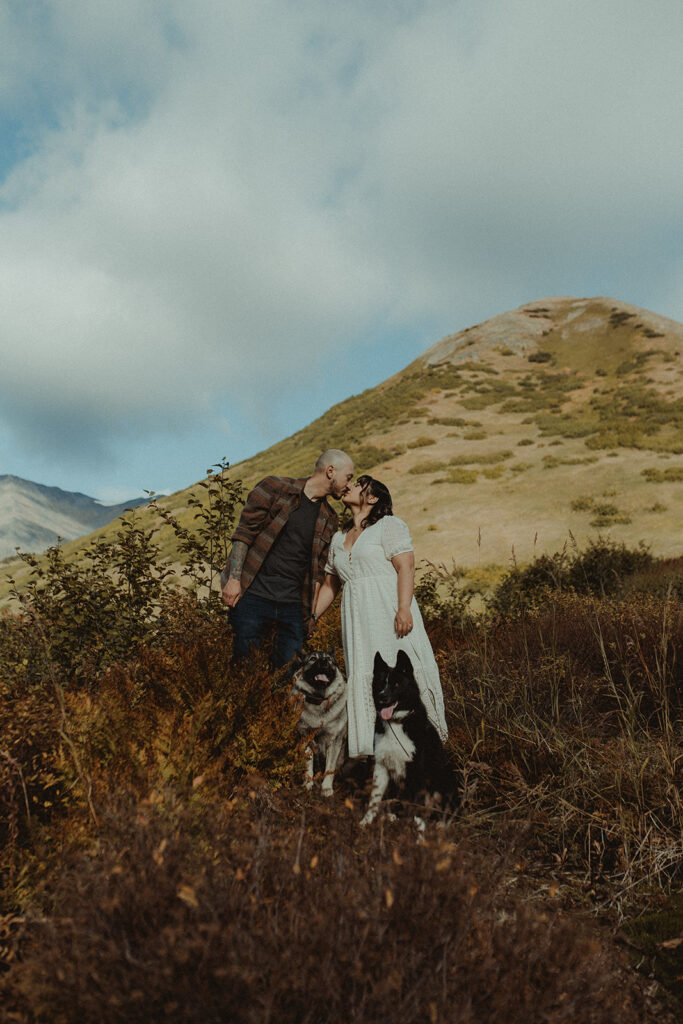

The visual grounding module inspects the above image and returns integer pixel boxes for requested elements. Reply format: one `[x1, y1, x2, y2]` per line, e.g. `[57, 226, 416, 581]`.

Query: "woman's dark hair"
[358, 475, 393, 530]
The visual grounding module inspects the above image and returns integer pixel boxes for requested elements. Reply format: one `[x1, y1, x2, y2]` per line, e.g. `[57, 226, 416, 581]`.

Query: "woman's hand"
[394, 605, 413, 638]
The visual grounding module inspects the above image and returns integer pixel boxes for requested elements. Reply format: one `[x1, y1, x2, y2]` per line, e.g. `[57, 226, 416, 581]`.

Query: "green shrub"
[536, 414, 598, 439]
[449, 450, 512, 467]
[447, 468, 479, 484]
[407, 460, 449, 475]
[570, 497, 594, 512]
[590, 503, 619, 516]
[461, 394, 499, 410]
[544, 455, 598, 468]
[568, 539, 653, 594]
[488, 551, 570, 615]
[528, 351, 553, 363]
[406, 436, 436, 449]
[609, 310, 635, 328]
[427, 416, 468, 427]
[353, 444, 399, 470]
[489, 539, 656, 614]
[641, 467, 683, 483]
[7, 465, 244, 685]
[589, 512, 632, 527]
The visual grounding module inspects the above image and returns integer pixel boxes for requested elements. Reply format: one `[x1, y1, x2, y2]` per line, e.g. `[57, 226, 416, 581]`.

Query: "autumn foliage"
[0, 470, 681, 1021]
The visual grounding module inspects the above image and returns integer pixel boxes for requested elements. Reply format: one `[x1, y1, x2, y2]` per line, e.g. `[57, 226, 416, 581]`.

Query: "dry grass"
[0, 544, 681, 1021]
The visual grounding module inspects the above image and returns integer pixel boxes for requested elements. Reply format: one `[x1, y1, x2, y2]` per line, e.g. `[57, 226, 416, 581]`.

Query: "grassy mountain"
[3, 295, 681, 600]
[233, 295, 682, 567]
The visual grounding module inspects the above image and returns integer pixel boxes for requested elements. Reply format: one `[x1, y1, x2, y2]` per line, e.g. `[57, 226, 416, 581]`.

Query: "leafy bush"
[407, 460, 448, 475]
[8, 521, 172, 684]
[414, 564, 472, 627]
[427, 415, 468, 426]
[642, 467, 683, 483]
[450, 450, 512, 466]
[0, 665, 77, 877]
[488, 551, 570, 616]
[347, 444, 396, 471]
[568, 539, 653, 594]
[489, 539, 656, 614]
[6, 463, 243, 686]
[447, 468, 479, 484]
[149, 459, 244, 592]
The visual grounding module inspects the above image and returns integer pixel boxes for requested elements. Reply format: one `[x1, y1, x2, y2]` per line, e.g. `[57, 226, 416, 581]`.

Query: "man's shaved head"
[309, 448, 354, 500]
[314, 449, 352, 473]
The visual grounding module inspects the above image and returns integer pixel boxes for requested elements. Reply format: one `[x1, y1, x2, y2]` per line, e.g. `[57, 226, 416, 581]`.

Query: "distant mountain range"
[0, 476, 152, 561]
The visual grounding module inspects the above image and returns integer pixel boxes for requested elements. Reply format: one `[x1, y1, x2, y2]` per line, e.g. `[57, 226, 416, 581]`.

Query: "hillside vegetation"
[0, 478, 681, 1021]
[2, 295, 681, 603]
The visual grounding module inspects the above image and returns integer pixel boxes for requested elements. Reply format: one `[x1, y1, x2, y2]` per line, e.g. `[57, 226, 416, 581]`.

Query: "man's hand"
[394, 606, 413, 638]
[222, 578, 243, 607]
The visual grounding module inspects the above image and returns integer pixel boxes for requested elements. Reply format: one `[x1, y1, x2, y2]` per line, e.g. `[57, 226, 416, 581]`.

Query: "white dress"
[324, 515, 448, 758]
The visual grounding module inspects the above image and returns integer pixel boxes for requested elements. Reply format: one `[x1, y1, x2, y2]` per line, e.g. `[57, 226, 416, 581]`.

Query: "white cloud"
[0, 0, 681, 490]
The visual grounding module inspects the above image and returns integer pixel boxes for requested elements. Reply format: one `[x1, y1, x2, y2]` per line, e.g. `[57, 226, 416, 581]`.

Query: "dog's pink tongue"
[380, 703, 397, 721]
[315, 674, 330, 683]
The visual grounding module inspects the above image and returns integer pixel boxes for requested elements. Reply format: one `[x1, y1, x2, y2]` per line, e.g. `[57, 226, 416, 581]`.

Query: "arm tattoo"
[228, 540, 248, 580]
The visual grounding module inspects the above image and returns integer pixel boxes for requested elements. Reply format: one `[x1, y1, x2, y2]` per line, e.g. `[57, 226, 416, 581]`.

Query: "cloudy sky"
[1, 0, 682, 502]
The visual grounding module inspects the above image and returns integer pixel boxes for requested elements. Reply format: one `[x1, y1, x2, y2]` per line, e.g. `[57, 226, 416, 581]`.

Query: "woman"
[312, 475, 447, 758]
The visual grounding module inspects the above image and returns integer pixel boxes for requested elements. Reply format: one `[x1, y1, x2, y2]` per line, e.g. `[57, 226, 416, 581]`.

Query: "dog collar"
[305, 692, 331, 711]
[294, 687, 332, 711]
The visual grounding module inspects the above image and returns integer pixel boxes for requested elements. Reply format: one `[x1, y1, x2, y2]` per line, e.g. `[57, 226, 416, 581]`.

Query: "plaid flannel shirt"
[228, 476, 338, 617]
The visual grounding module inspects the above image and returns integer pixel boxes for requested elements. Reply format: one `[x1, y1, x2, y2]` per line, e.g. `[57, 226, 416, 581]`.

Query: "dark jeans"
[229, 590, 304, 670]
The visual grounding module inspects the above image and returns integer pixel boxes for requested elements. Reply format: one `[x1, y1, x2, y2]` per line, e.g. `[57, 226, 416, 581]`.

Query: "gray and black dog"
[291, 649, 348, 797]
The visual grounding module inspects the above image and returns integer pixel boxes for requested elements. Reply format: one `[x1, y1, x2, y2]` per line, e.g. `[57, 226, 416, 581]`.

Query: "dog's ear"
[396, 649, 414, 675]
[291, 649, 304, 671]
[373, 651, 388, 673]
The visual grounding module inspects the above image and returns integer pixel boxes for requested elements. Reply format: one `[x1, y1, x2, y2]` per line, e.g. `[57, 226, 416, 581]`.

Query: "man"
[221, 449, 354, 668]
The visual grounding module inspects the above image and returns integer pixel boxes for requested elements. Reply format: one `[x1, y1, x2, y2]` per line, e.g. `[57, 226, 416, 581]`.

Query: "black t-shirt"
[248, 493, 320, 604]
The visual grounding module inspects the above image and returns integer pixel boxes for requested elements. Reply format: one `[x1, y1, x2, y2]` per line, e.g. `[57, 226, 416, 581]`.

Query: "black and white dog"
[291, 649, 348, 797]
[360, 650, 457, 826]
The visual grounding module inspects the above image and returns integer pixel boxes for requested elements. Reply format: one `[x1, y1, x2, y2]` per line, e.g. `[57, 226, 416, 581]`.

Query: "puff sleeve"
[381, 516, 413, 560]
[324, 533, 339, 576]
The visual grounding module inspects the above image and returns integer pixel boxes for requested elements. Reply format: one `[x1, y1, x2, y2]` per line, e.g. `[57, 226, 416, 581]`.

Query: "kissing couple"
[222, 449, 447, 758]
